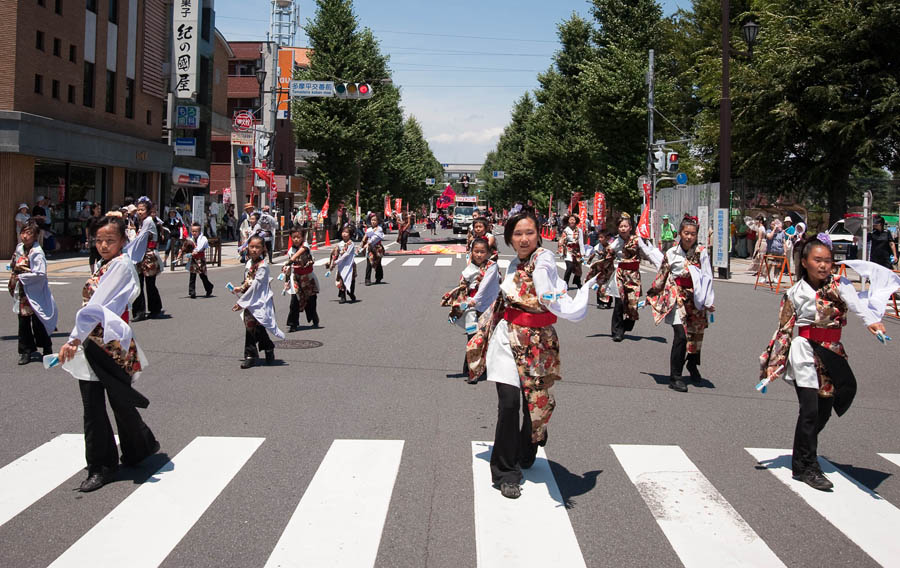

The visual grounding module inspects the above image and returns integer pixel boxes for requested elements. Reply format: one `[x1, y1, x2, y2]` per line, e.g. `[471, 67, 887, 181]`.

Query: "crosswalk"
[2, 436, 899, 567]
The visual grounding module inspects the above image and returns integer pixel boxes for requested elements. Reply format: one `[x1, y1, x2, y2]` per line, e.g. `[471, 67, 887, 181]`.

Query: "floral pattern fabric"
[82, 259, 141, 378]
[367, 242, 385, 269]
[9, 252, 34, 316]
[440, 260, 494, 321]
[585, 234, 644, 320]
[236, 258, 264, 329]
[180, 240, 208, 275]
[646, 245, 709, 353]
[328, 242, 356, 292]
[283, 246, 319, 310]
[139, 250, 161, 277]
[759, 275, 847, 397]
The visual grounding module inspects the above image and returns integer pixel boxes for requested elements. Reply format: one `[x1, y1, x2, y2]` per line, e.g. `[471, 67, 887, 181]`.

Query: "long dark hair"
[503, 211, 542, 248]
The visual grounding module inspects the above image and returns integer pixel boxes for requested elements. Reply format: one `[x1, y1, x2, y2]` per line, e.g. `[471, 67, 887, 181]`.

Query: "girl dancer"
[467, 211, 595, 499]
[178, 222, 215, 298]
[585, 232, 613, 309]
[586, 213, 651, 342]
[57, 215, 159, 492]
[759, 234, 896, 491]
[326, 225, 357, 304]
[470, 218, 498, 261]
[360, 215, 385, 286]
[283, 227, 320, 330]
[441, 237, 499, 383]
[232, 235, 285, 368]
[128, 197, 163, 321]
[9, 221, 58, 364]
[645, 215, 715, 393]
[558, 215, 585, 288]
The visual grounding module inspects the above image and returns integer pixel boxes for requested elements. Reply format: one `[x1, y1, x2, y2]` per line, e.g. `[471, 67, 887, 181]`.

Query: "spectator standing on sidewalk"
[660, 215, 676, 251]
[869, 215, 898, 270]
[15, 204, 31, 240]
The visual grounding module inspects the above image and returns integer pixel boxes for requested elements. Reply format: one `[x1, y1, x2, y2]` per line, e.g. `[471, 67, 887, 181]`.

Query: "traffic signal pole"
[647, 49, 655, 242]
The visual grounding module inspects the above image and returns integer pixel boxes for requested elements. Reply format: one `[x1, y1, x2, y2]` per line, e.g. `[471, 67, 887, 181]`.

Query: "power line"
[374, 28, 558, 44]
[384, 46, 552, 57]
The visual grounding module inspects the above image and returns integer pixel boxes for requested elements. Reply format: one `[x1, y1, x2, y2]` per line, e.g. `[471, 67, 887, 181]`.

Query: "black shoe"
[121, 440, 160, 466]
[349, 293, 356, 302]
[79, 466, 117, 492]
[17, 352, 31, 365]
[611, 336, 623, 342]
[132, 313, 148, 322]
[364, 281, 371, 286]
[189, 294, 196, 299]
[312, 316, 320, 328]
[205, 286, 214, 297]
[288, 325, 298, 333]
[149, 311, 164, 319]
[265, 350, 275, 365]
[339, 296, 346, 304]
[793, 468, 833, 491]
[669, 377, 688, 392]
[499, 482, 521, 499]
[376, 279, 382, 284]
[241, 357, 255, 369]
[42, 347, 53, 356]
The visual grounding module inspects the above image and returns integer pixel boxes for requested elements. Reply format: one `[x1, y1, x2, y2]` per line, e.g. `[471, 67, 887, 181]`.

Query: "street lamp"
[719, 5, 759, 279]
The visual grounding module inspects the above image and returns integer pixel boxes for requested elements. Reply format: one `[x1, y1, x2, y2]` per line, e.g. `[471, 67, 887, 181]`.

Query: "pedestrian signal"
[666, 151, 679, 173]
[237, 145, 252, 165]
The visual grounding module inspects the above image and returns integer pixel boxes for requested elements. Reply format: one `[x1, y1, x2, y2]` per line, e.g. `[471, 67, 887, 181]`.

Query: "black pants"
[265, 240, 274, 262]
[338, 278, 356, 300]
[490, 383, 539, 485]
[133, 273, 161, 316]
[399, 231, 409, 250]
[670, 324, 700, 379]
[792, 386, 834, 476]
[463, 332, 475, 374]
[563, 261, 582, 288]
[288, 294, 319, 326]
[365, 259, 383, 283]
[79, 376, 157, 473]
[244, 324, 275, 359]
[18, 313, 52, 354]
[189, 272, 214, 296]
[611, 298, 635, 339]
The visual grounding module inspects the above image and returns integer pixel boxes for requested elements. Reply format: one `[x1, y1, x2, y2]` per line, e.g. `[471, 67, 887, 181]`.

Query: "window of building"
[36, 30, 44, 50]
[34, 74, 43, 94]
[146, 109, 151, 125]
[198, 56, 210, 105]
[83, 61, 94, 107]
[68, 84, 75, 103]
[125, 78, 134, 118]
[55, 0, 62, 14]
[35, 160, 107, 241]
[38, 0, 45, 6]
[69, 44, 76, 62]
[105, 70, 115, 113]
[108, 0, 117, 24]
[201, 7, 212, 41]
[86, 0, 96, 12]
[53, 38, 61, 57]
[52, 80, 60, 99]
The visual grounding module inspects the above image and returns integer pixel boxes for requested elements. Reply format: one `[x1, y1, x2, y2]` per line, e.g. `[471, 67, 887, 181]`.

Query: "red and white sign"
[233, 112, 253, 131]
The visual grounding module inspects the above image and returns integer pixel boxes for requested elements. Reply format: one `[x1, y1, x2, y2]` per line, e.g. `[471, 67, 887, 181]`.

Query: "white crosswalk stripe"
[746, 448, 900, 567]
[314, 258, 329, 266]
[0, 434, 114, 528]
[265, 440, 404, 568]
[434, 257, 453, 267]
[381, 257, 395, 266]
[556, 261, 566, 269]
[471, 441, 586, 567]
[48, 436, 264, 568]
[879, 453, 900, 469]
[401, 257, 424, 267]
[613, 445, 785, 568]
[355, 257, 365, 264]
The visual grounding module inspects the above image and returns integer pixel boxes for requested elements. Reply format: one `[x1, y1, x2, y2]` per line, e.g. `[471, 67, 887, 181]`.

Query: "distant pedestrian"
[231, 234, 284, 369]
[869, 215, 897, 270]
[660, 214, 676, 251]
[9, 221, 57, 365]
[282, 227, 320, 331]
[15, 203, 31, 240]
[177, 222, 215, 299]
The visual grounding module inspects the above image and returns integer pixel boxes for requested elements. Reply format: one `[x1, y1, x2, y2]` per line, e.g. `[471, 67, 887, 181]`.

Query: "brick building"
[0, 0, 173, 257]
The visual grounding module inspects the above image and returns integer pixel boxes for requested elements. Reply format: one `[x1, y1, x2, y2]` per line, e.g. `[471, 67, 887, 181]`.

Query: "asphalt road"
[1, 228, 898, 568]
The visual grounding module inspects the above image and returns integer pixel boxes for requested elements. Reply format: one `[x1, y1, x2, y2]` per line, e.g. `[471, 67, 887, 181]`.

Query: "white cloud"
[428, 127, 504, 145]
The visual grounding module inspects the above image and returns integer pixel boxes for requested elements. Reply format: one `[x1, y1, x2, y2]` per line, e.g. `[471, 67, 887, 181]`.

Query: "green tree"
[478, 94, 539, 209]
[390, 116, 442, 209]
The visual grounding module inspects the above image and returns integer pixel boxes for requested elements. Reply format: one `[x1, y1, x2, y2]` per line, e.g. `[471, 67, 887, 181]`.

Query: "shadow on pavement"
[827, 459, 893, 493]
[548, 461, 603, 509]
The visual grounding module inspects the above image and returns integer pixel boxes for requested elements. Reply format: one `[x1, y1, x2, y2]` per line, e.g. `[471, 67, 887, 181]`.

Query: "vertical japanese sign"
[384, 195, 392, 217]
[713, 208, 728, 268]
[697, 206, 709, 246]
[276, 49, 294, 119]
[173, 0, 198, 100]
[593, 192, 606, 231]
[394, 198, 402, 214]
[578, 201, 588, 231]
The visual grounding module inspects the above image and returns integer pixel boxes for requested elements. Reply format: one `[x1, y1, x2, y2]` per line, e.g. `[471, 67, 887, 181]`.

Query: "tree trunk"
[826, 161, 853, 227]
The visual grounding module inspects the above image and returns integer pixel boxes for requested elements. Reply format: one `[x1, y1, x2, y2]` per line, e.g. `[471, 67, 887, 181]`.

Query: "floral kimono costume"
[467, 248, 594, 485]
[558, 226, 584, 286]
[235, 257, 285, 358]
[328, 239, 357, 298]
[10, 243, 57, 355]
[81, 259, 144, 377]
[759, 269, 891, 476]
[181, 234, 214, 297]
[441, 259, 499, 334]
[363, 226, 385, 284]
[646, 244, 715, 380]
[284, 244, 319, 327]
[586, 234, 648, 338]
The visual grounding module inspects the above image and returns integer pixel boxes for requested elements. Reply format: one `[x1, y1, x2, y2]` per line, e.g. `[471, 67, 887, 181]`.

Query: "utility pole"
[647, 50, 655, 231]
[719, 1, 732, 279]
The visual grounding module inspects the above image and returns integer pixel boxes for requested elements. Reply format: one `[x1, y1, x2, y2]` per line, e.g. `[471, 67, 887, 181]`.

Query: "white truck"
[452, 195, 478, 234]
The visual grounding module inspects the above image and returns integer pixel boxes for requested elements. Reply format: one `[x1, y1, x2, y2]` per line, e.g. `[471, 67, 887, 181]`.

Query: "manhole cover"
[277, 339, 323, 349]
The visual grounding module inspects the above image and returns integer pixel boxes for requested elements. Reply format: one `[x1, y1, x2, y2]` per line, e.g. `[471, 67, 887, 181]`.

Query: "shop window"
[55, 0, 62, 14]
[108, 0, 117, 24]
[69, 44, 76, 62]
[83, 61, 94, 107]
[52, 79, 60, 99]
[34, 74, 43, 94]
[146, 109, 152, 125]
[105, 70, 115, 113]
[67, 84, 75, 103]
[38, 0, 45, 6]
[36, 30, 44, 50]
[53, 38, 61, 57]
[125, 78, 134, 118]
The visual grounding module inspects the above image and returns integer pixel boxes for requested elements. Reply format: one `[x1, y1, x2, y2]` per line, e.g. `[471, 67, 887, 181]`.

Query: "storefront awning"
[172, 167, 210, 188]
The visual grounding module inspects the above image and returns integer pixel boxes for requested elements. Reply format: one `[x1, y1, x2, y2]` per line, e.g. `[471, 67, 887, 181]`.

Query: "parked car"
[826, 218, 859, 261]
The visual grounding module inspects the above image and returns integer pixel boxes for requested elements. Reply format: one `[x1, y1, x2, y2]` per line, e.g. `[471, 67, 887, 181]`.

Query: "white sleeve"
[689, 250, 715, 309]
[237, 264, 269, 307]
[125, 223, 151, 262]
[532, 250, 593, 322]
[17, 250, 48, 285]
[838, 277, 880, 327]
[639, 237, 664, 270]
[472, 263, 499, 312]
[195, 235, 209, 253]
[338, 243, 355, 262]
[70, 259, 139, 342]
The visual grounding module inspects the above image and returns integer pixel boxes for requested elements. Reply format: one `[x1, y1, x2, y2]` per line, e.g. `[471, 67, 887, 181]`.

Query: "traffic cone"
[310, 230, 318, 251]
[325, 230, 331, 247]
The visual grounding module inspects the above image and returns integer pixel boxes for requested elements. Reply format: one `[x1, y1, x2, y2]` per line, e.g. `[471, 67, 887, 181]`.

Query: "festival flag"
[637, 205, 651, 239]
[385, 195, 392, 217]
[593, 192, 607, 231]
[355, 190, 360, 224]
[436, 184, 456, 209]
[320, 183, 331, 221]
[394, 198, 402, 214]
[578, 201, 588, 231]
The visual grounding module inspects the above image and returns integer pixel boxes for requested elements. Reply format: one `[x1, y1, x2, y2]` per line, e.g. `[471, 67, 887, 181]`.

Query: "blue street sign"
[676, 172, 688, 185]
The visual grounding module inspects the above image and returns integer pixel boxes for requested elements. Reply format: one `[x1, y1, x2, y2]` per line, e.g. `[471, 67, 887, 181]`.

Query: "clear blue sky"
[216, 0, 684, 164]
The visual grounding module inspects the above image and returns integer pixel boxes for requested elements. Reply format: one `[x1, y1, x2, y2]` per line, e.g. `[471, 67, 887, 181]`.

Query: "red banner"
[593, 192, 606, 231]
[568, 192, 583, 215]
[394, 198, 402, 214]
[385, 195, 392, 217]
[355, 190, 360, 223]
[637, 206, 651, 239]
[436, 184, 456, 209]
[578, 201, 588, 231]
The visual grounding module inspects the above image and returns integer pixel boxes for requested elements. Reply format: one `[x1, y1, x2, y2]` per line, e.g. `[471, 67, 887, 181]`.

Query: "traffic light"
[237, 145, 251, 166]
[334, 83, 374, 99]
[258, 134, 273, 163]
[653, 149, 666, 172]
[666, 151, 679, 173]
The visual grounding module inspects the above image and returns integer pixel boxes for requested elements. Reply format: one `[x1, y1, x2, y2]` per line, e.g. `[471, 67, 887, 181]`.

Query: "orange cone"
[310, 230, 318, 251]
[325, 230, 331, 247]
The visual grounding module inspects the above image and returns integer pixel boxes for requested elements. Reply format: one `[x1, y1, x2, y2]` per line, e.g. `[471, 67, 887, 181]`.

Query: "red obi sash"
[618, 261, 640, 270]
[503, 307, 557, 328]
[798, 326, 841, 343]
[293, 266, 313, 276]
[147, 241, 158, 250]
[121, 311, 130, 323]
[675, 275, 693, 288]
[468, 288, 478, 298]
